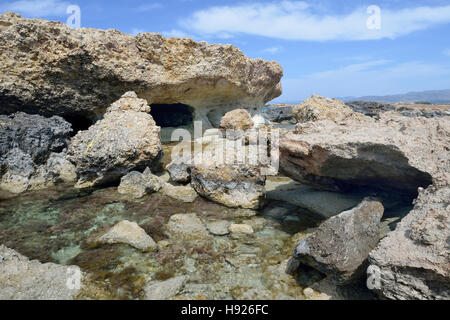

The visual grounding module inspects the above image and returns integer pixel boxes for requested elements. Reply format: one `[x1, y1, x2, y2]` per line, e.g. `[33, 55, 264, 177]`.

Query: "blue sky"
[1, 0, 450, 103]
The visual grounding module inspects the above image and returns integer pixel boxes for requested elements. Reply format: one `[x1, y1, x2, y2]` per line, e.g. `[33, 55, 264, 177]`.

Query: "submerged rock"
[93, 220, 157, 251]
[144, 276, 187, 300]
[0, 245, 83, 300]
[68, 92, 161, 188]
[206, 220, 231, 236]
[368, 186, 450, 300]
[228, 224, 254, 235]
[0, 12, 282, 125]
[166, 213, 210, 241]
[287, 198, 384, 284]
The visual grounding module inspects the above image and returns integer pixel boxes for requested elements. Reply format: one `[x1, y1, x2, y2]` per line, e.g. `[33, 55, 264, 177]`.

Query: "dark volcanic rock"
[287, 198, 384, 284]
[0, 112, 72, 165]
[262, 104, 296, 123]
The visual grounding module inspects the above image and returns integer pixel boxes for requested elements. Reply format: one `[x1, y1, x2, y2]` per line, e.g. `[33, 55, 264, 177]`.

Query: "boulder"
[166, 154, 192, 184]
[220, 109, 254, 131]
[368, 186, 450, 300]
[0, 112, 74, 193]
[191, 161, 266, 209]
[68, 92, 161, 188]
[93, 220, 157, 251]
[293, 95, 363, 123]
[280, 113, 450, 196]
[0, 245, 83, 300]
[0, 112, 72, 164]
[118, 169, 163, 199]
[161, 183, 198, 203]
[287, 198, 384, 283]
[0, 12, 282, 126]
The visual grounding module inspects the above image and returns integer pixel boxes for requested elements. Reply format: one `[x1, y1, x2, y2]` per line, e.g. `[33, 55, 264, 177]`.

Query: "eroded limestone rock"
[68, 92, 161, 188]
[287, 198, 384, 283]
[0, 245, 83, 300]
[0, 12, 283, 125]
[93, 220, 157, 251]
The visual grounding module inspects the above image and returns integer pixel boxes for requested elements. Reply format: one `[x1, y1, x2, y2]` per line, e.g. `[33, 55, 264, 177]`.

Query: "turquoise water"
[0, 184, 323, 300]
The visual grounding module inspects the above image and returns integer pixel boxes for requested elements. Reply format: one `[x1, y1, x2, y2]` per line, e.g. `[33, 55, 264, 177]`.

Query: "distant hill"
[339, 89, 450, 104]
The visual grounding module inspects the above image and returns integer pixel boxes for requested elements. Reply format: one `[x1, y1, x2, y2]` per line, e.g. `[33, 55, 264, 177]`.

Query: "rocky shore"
[0, 12, 448, 300]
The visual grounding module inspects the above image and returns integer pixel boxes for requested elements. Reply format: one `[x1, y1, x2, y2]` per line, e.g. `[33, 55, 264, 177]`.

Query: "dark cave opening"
[150, 104, 194, 128]
[64, 114, 95, 136]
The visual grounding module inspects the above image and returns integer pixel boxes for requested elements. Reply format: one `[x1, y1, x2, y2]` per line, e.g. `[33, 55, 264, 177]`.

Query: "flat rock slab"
[0, 245, 83, 300]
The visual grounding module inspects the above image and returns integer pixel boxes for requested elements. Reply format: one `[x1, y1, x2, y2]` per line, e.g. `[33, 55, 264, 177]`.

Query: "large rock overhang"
[0, 12, 283, 126]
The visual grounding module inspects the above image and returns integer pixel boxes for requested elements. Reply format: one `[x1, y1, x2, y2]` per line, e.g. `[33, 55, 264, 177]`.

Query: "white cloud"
[181, 1, 450, 41]
[0, 0, 70, 17]
[162, 29, 189, 38]
[276, 60, 450, 102]
[262, 46, 283, 54]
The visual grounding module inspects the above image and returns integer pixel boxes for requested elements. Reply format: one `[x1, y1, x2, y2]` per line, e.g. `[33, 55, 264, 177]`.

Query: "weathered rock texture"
[280, 113, 450, 196]
[68, 92, 161, 188]
[93, 220, 157, 251]
[287, 199, 384, 284]
[0, 245, 83, 300]
[293, 95, 363, 123]
[262, 104, 295, 124]
[0, 112, 75, 193]
[220, 109, 254, 131]
[0, 12, 283, 126]
[368, 186, 450, 300]
[118, 169, 163, 199]
[191, 160, 266, 209]
[346, 101, 450, 119]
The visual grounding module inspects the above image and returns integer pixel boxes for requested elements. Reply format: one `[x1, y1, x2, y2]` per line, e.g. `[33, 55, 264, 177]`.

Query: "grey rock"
[206, 220, 231, 236]
[288, 198, 384, 283]
[161, 183, 198, 203]
[166, 155, 192, 184]
[93, 220, 157, 251]
[118, 170, 163, 199]
[190, 152, 266, 209]
[262, 104, 295, 123]
[368, 186, 450, 300]
[68, 92, 161, 188]
[144, 276, 187, 300]
[0, 245, 83, 300]
[0, 112, 72, 165]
